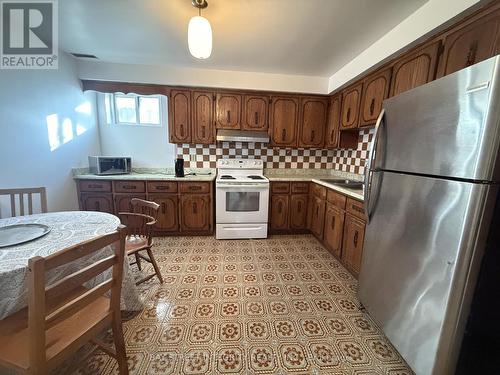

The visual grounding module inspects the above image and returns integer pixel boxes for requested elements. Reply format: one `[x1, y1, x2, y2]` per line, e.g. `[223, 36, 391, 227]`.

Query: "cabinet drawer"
[346, 197, 366, 221]
[114, 181, 146, 193]
[78, 180, 112, 193]
[327, 189, 346, 209]
[179, 182, 210, 194]
[291, 182, 309, 194]
[311, 183, 327, 199]
[148, 181, 178, 193]
[271, 182, 290, 194]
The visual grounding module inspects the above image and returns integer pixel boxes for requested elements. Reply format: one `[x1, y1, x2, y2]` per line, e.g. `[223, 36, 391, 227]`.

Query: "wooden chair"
[0, 226, 129, 375]
[119, 198, 163, 285]
[0, 187, 47, 218]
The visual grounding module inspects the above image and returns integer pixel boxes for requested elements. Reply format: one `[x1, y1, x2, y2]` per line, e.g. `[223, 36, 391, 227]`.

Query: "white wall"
[96, 94, 176, 168]
[0, 52, 101, 214]
[77, 60, 329, 94]
[328, 0, 483, 92]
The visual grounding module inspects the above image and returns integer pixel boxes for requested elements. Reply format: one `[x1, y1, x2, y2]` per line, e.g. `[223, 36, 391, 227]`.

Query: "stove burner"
[220, 175, 236, 180]
[247, 175, 264, 180]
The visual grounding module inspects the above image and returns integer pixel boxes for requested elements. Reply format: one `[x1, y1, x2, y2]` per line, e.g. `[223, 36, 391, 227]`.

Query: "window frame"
[106, 93, 163, 127]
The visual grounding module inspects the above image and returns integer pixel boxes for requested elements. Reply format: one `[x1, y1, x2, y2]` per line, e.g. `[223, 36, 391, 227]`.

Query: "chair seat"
[0, 287, 111, 372]
[125, 236, 149, 254]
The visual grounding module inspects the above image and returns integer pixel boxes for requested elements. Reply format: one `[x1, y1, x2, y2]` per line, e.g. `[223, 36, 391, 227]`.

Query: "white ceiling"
[60, 0, 428, 77]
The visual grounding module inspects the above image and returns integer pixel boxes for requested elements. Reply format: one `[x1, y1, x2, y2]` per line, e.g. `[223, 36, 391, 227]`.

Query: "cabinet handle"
[88, 184, 102, 189]
[331, 215, 335, 230]
[281, 129, 286, 141]
[155, 186, 170, 191]
[298, 201, 302, 212]
[346, 108, 351, 123]
[354, 231, 359, 247]
[466, 40, 479, 66]
[122, 185, 137, 190]
[189, 186, 202, 191]
[193, 202, 198, 214]
[95, 201, 100, 211]
[310, 130, 315, 142]
[180, 124, 184, 137]
[202, 126, 206, 138]
[369, 98, 375, 115]
[316, 206, 319, 217]
[278, 202, 282, 214]
[254, 111, 259, 125]
[162, 202, 166, 214]
[227, 110, 231, 123]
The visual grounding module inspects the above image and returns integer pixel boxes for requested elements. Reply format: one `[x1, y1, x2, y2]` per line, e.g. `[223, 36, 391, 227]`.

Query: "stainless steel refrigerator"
[359, 55, 500, 375]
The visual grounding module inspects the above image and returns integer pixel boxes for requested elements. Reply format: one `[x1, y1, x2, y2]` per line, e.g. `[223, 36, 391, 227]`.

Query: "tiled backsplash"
[177, 128, 374, 175]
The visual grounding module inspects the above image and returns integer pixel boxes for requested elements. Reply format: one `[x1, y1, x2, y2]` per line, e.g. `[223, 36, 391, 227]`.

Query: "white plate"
[0, 224, 51, 248]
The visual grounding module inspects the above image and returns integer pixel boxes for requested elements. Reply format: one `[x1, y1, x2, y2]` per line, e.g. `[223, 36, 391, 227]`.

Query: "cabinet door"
[289, 194, 308, 230]
[114, 194, 147, 213]
[389, 41, 441, 97]
[323, 204, 345, 259]
[340, 83, 363, 129]
[80, 193, 114, 214]
[325, 95, 341, 149]
[270, 96, 299, 147]
[149, 194, 179, 232]
[437, 8, 500, 78]
[216, 93, 241, 129]
[270, 195, 289, 231]
[299, 97, 328, 148]
[342, 214, 366, 276]
[169, 89, 191, 143]
[242, 95, 269, 130]
[309, 196, 326, 239]
[180, 194, 211, 232]
[192, 91, 215, 144]
[359, 68, 392, 126]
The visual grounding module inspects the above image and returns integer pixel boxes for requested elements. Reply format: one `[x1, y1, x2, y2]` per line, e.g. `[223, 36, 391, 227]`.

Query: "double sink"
[319, 179, 364, 190]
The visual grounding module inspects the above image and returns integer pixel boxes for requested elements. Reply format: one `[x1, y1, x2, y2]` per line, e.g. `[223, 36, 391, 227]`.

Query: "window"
[103, 93, 162, 126]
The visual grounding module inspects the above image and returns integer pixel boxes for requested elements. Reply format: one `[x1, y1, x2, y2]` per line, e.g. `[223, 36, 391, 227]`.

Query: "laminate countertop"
[72, 168, 216, 182]
[264, 170, 364, 201]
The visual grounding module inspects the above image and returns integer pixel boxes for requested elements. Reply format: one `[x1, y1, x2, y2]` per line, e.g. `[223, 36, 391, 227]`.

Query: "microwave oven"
[88, 156, 132, 175]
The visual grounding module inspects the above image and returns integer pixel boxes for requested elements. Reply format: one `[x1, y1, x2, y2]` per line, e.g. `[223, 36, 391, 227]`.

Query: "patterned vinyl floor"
[70, 235, 414, 375]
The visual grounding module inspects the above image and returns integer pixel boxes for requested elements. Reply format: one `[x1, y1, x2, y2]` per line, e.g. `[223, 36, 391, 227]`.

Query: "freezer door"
[359, 171, 492, 375]
[375, 55, 500, 182]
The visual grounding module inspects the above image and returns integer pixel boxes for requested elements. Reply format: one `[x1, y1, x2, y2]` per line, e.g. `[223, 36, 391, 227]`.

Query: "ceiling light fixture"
[188, 0, 212, 59]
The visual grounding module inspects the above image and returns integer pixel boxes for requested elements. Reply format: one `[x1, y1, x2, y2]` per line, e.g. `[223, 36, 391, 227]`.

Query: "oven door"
[216, 183, 269, 224]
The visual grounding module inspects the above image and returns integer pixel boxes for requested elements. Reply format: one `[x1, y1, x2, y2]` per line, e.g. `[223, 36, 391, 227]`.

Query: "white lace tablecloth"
[0, 211, 143, 319]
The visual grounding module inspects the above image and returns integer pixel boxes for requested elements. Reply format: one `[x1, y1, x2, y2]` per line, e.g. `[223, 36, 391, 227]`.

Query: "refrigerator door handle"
[364, 108, 385, 223]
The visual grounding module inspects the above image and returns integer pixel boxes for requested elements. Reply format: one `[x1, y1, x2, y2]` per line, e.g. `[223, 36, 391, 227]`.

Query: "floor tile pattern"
[70, 235, 413, 375]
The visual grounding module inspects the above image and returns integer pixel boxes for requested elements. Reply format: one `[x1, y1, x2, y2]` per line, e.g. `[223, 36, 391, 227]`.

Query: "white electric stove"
[215, 159, 269, 239]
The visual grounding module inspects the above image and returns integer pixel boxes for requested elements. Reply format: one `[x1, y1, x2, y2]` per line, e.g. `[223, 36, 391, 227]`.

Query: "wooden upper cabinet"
[216, 93, 241, 129]
[192, 91, 214, 144]
[325, 95, 341, 149]
[169, 89, 191, 143]
[359, 68, 392, 126]
[270, 96, 299, 147]
[340, 83, 363, 129]
[242, 95, 269, 131]
[389, 41, 441, 97]
[298, 97, 328, 148]
[437, 7, 500, 78]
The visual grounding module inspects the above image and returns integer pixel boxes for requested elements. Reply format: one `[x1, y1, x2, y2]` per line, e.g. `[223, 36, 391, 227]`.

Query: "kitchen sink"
[320, 179, 364, 190]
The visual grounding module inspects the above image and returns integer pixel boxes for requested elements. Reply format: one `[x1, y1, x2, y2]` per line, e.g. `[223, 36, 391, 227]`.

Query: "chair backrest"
[130, 198, 159, 220]
[118, 212, 156, 241]
[0, 187, 47, 218]
[27, 225, 126, 371]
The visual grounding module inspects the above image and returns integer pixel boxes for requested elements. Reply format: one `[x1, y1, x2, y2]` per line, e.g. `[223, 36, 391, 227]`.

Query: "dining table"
[0, 210, 144, 320]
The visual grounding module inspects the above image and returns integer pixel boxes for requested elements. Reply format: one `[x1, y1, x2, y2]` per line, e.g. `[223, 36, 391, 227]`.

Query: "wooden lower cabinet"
[114, 194, 147, 213]
[323, 203, 345, 259]
[289, 194, 308, 230]
[342, 214, 366, 277]
[180, 194, 211, 233]
[309, 195, 326, 239]
[270, 195, 289, 231]
[149, 194, 179, 232]
[80, 193, 114, 214]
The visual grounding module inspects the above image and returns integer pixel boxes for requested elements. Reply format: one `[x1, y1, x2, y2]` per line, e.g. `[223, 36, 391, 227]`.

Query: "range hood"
[216, 129, 269, 143]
